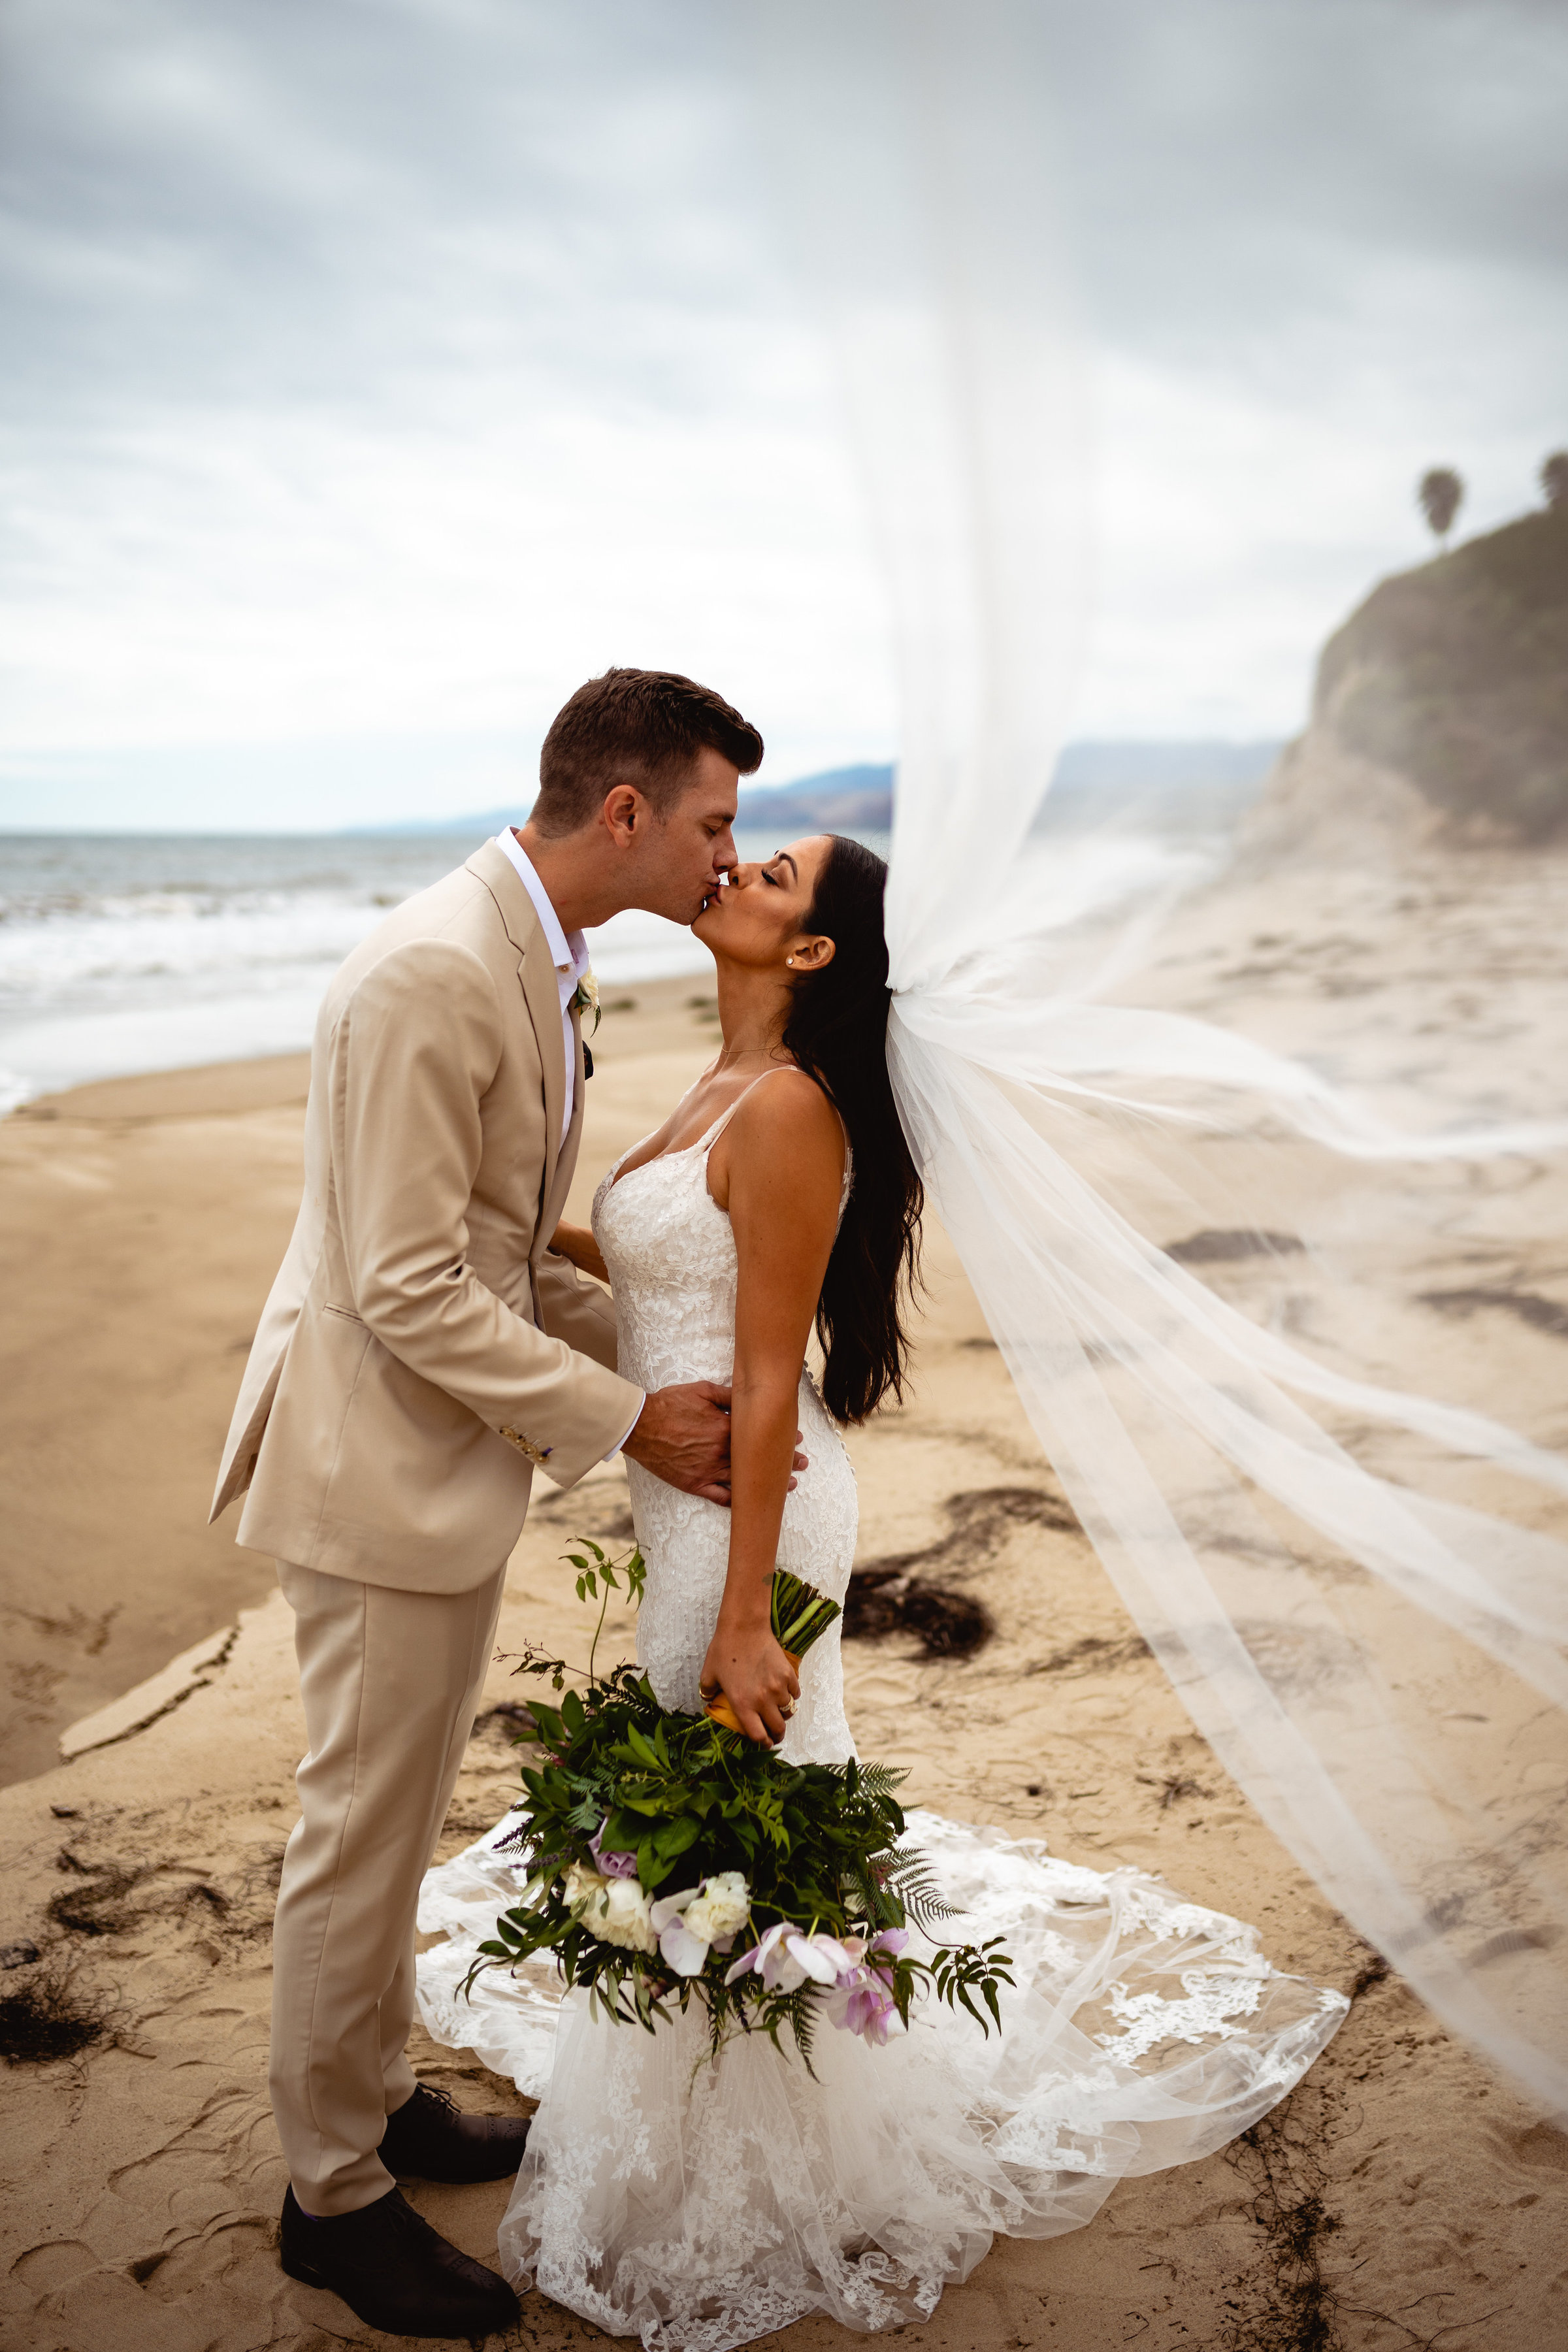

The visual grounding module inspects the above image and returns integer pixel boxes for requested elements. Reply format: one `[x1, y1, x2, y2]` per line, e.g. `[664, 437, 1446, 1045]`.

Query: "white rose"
[563, 1862, 610, 1917]
[684, 1871, 749, 1944]
[596, 1876, 659, 1955]
[572, 969, 601, 1034]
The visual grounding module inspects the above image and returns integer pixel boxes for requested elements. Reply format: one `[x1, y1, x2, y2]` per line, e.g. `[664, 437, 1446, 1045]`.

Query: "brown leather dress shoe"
[279, 2183, 519, 2340]
[380, 2081, 531, 2183]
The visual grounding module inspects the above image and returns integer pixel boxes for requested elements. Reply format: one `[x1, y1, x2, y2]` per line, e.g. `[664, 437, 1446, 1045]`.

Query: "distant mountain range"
[727, 764, 894, 830]
[351, 764, 892, 838]
[362, 742, 1282, 839]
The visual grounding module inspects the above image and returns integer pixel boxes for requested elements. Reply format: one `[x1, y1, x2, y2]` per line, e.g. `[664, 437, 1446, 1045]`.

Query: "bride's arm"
[549, 1218, 610, 1286]
[701, 1074, 844, 1745]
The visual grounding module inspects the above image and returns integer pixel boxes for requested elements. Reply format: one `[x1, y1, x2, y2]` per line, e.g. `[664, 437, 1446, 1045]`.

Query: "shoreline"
[0, 819, 1217, 1118]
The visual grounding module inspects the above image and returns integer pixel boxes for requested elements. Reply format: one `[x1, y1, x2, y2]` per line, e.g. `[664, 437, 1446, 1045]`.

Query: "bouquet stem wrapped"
[702, 1568, 842, 1737]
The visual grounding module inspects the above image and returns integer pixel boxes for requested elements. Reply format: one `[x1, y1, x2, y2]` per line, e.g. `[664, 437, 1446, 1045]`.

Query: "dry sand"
[2, 868, 1567, 2352]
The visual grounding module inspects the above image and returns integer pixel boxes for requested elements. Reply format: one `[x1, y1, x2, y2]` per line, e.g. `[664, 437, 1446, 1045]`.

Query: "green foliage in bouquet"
[465, 1539, 1013, 2070]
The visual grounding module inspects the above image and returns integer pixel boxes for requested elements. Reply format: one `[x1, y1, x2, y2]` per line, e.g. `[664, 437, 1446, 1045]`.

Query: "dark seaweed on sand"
[0, 1957, 110, 2066]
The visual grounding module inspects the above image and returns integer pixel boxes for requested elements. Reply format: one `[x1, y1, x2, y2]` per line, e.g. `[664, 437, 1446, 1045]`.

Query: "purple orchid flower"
[588, 1820, 639, 1880]
[821, 1929, 909, 2046]
[830, 1973, 900, 2044]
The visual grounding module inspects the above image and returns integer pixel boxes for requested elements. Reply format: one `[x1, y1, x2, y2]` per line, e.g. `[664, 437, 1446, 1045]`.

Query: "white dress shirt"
[493, 830, 642, 1462]
[494, 828, 590, 1148]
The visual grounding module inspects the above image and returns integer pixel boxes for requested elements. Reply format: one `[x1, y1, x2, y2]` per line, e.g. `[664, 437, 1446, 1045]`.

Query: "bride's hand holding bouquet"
[700, 1561, 847, 1744]
[467, 1546, 1012, 2071]
[698, 1610, 799, 1747]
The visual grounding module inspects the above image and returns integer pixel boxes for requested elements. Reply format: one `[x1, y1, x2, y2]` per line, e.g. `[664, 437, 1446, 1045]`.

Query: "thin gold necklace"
[710, 1042, 785, 1075]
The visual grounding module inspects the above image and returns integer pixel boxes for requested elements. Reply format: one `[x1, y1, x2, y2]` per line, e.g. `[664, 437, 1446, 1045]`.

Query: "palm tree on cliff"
[1417, 466, 1463, 549]
[1542, 451, 1568, 509]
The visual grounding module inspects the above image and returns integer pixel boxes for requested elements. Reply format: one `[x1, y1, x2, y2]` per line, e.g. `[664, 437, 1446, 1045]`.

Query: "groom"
[212, 668, 770, 2339]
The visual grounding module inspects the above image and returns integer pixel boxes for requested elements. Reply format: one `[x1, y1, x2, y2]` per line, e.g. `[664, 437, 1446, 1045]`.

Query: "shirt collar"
[494, 830, 589, 981]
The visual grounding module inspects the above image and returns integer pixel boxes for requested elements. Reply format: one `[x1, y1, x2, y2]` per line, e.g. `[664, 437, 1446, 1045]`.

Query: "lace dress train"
[417, 1096, 1346, 2347]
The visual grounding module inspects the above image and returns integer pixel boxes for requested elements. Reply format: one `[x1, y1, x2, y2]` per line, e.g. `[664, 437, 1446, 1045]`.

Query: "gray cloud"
[0, 0, 776, 423]
[9, 1, 1559, 431]
[1, 0, 1564, 819]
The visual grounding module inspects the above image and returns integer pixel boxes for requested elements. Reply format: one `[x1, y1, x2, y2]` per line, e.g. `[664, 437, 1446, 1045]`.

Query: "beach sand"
[2, 868, 1566, 2351]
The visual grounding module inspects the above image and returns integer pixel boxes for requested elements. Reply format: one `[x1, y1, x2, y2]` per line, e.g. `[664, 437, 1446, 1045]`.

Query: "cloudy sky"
[1, 0, 1564, 830]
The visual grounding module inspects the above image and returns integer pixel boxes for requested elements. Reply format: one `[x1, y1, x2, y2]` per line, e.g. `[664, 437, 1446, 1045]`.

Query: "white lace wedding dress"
[417, 1086, 1348, 2349]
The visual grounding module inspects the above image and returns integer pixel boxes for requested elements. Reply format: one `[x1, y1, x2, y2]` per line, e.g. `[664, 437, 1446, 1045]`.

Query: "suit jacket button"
[500, 1424, 551, 1467]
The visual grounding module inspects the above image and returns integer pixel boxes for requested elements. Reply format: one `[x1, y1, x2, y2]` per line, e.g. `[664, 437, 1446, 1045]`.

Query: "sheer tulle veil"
[755, 0, 1568, 2114]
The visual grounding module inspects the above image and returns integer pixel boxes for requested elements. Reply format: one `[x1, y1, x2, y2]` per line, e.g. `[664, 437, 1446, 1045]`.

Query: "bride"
[417, 831, 1347, 2349]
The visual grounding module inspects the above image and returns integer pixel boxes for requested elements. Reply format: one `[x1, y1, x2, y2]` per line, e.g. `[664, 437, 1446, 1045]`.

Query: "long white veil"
[757, 0, 1568, 2114]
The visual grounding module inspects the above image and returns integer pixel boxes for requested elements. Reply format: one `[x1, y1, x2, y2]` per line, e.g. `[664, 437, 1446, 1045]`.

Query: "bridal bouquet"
[466, 1541, 1011, 2068]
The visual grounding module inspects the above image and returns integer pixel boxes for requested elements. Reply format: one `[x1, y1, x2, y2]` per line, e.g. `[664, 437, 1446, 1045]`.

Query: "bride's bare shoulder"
[740, 1064, 841, 1143]
[708, 1066, 844, 1208]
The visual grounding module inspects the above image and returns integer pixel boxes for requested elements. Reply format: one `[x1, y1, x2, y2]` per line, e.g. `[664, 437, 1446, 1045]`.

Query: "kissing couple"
[213, 667, 1342, 2347]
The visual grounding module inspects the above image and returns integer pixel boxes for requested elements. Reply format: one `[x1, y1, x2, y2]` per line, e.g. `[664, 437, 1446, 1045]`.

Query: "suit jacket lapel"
[520, 924, 566, 1218]
[466, 841, 567, 1218]
[536, 1001, 587, 1255]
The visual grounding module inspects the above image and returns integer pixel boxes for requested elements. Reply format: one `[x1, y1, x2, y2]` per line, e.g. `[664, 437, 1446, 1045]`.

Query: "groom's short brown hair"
[532, 668, 764, 836]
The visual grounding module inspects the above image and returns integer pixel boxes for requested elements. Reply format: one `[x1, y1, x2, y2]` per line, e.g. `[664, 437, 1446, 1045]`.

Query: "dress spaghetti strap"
[608, 1064, 848, 1198]
[703, 1066, 853, 1222]
[698, 1064, 799, 1152]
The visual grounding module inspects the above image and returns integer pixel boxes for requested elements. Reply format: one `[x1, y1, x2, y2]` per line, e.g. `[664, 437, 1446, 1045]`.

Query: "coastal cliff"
[1249, 504, 1568, 851]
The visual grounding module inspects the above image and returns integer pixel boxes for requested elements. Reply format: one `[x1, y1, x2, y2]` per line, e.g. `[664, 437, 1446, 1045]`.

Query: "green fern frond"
[770, 1982, 820, 2076]
[883, 1850, 961, 1930]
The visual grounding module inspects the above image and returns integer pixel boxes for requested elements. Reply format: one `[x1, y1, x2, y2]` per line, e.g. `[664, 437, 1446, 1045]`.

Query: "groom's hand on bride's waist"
[621, 1382, 807, 1507]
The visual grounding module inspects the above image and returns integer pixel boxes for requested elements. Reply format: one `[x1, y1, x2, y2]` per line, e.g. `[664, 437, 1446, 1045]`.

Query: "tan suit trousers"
[270, 1557, 506, 2216]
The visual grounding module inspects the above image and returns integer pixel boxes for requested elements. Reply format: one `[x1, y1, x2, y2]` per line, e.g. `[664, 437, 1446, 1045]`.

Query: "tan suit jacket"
[210, 841, 642, 1592]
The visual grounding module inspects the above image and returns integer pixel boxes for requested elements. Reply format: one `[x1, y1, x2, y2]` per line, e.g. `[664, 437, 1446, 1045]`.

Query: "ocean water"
[0, 823, 1212, 1111]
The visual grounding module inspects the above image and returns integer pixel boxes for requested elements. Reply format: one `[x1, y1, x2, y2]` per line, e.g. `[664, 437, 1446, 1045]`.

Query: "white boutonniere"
[572, 970, 601, 1034]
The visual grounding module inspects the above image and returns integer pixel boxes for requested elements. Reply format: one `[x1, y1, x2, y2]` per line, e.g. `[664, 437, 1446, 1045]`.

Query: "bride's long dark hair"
[781, 836, 923, 1423]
